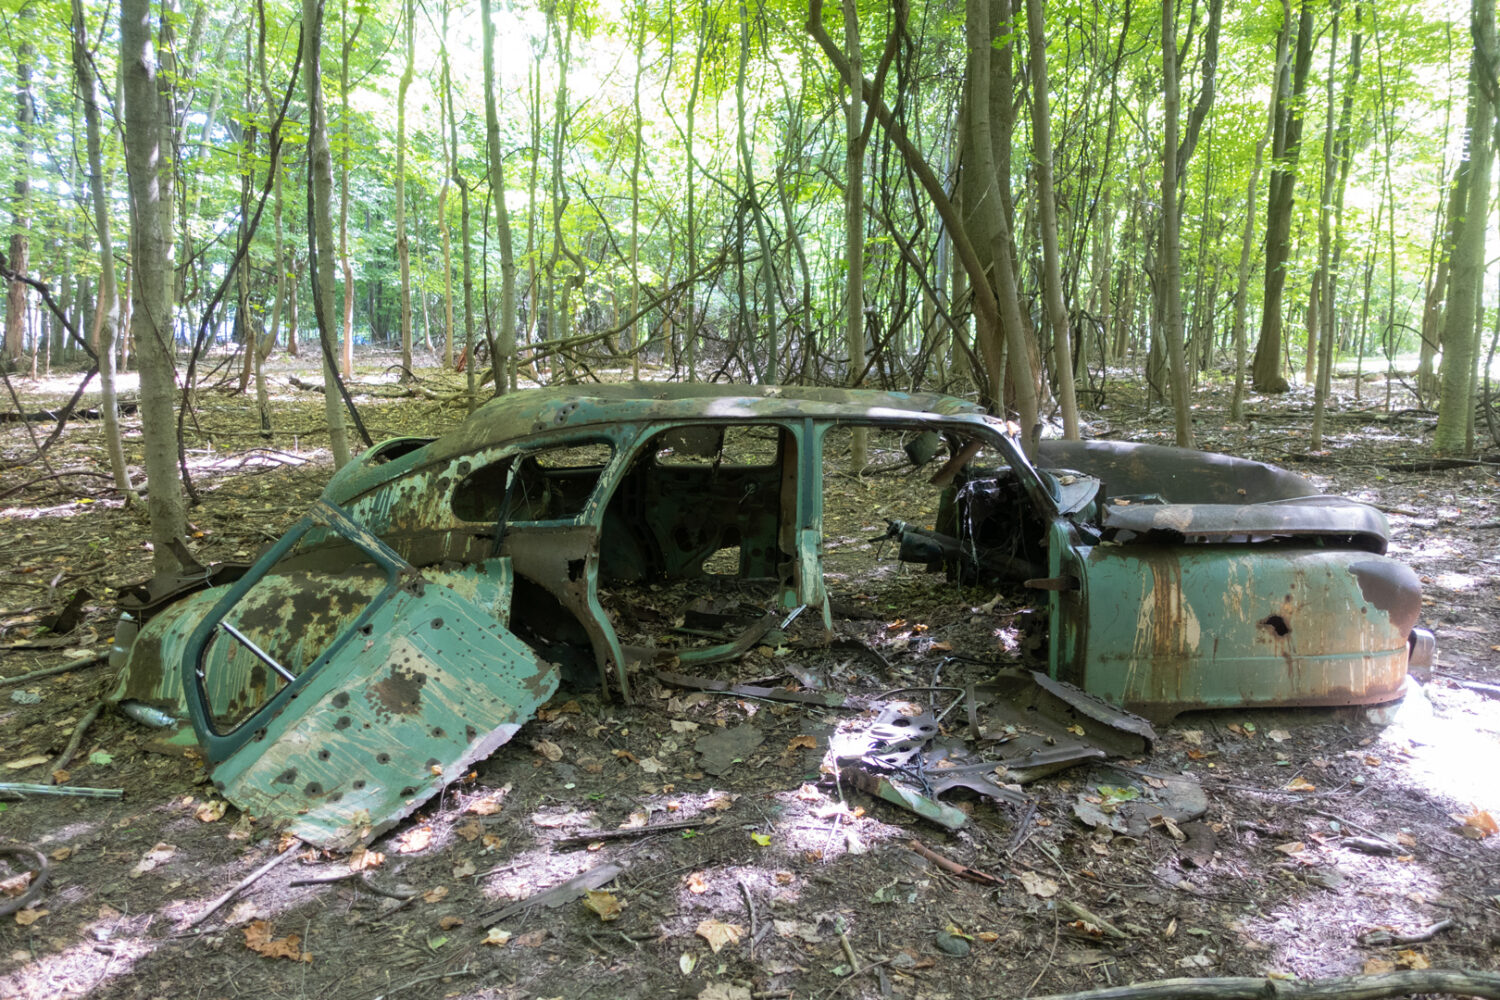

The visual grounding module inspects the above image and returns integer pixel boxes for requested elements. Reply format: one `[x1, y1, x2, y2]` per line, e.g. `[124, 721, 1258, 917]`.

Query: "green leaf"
[88, 751, 114, 766]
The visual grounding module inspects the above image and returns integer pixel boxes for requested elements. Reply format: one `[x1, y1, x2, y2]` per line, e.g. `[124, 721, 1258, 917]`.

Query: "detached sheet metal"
[207, 582, 557, 848]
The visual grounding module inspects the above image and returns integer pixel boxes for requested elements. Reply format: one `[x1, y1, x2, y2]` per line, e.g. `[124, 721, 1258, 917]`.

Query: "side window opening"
[451, 441, 613, 526]
[599, 423, 790, 584]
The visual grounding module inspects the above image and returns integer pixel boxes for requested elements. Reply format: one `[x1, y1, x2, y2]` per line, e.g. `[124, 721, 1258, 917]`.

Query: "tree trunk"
[481, 0, 518, 393]
[122, 0, 187, 572]
[304, 0, 352, 468]
[395, 0, 414, 378]
[843, 0, 868, 470]
[5, 15, 34, 366]
[338, 0, 362, 379]
[1433, 0, 1495, 455]
[1026, 0, 1080, 440]
[1251, 0, 1312, 393]
[72, 0, 137, 502]
[442, 0, 477, 409]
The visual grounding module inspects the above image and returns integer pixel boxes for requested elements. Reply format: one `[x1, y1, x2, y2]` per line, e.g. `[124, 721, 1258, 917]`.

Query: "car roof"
[429, 384, 989, 459]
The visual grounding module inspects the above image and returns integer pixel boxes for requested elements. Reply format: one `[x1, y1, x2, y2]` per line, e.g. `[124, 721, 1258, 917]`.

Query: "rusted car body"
[111, 385, 1431, 846]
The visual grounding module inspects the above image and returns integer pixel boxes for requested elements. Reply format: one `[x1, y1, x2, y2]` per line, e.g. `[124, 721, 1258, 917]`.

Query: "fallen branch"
[905, 838, 1003, 886]
[1358, 918, 1454, 947]
[1060, 899, 1128, 940]
[553, 818, 713, 849]
[183, 839, 303, 929]
[0, 652, 107, 688]
[50, 698, 105, 781]
[1025, 970, 1500, 1000]
[287, 871, 417, 900]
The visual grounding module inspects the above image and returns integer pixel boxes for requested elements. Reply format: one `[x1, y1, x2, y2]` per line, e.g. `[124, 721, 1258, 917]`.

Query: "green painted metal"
[108, 386, 1430, 847]
[204, 579, 556, 848]
[1051, 540, 1418, 720]
[156, 502, 556, 847]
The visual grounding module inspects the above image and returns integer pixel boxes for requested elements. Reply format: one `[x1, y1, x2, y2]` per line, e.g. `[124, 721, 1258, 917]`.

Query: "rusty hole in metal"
[275, 768, 297, 784]
[352, 780, 366, 790]
[431, 618, 444, 629]
[1260, 615, 1291, 637]
[334, 716, 351, 730]
[466, 726, 478, 741]
[431, 727, 445, 738]
[317, 749, 331, 761]
[327, 792, 343, 803]
[304, 782, 323, 795]
[567, 559, 585, 581]
[332, 692, 350, 708]
[375, 752, 391, 765]
[400, 786, 417, 797]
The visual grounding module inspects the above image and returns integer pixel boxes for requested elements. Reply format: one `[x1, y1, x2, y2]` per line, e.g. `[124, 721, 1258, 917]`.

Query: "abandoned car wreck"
[109, 384, 1433, 847]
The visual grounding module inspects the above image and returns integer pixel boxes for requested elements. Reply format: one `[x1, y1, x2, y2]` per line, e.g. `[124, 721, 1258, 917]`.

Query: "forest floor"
[0, 354, 1497, 1000]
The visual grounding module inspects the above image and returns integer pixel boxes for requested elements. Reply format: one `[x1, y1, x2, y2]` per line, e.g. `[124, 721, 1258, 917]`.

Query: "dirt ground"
[1, 355, 1498, 1000]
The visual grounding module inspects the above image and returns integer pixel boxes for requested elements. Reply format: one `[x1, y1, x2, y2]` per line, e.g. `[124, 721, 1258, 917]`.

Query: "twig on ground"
[552, 818, 712, 848]
[289, 871, 418, 900]
[1021, 910, 1061, 998]
[184, 839, 302, 929]
[0, 652, 107, 687]
[1357, 918, 1454, 947]
[1021, 969, 1500, 1000]
[49, 698, 105, 781]
[906, 838, 1004, 886]
[738, 878, 757, 959]
[1060, 899, 1128, 939]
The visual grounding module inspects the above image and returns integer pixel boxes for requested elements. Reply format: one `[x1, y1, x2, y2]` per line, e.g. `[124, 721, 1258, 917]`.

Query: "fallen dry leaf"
[670, 720, 699, 733]
[14, 908, 46, 926]
[481, 834, 504, 850]
[482, 927, 512, 946]
[47, 847, 70, 862]
[1283, 777, 1316, 792]
[243, 921, 312, 963]
[686, 871, 710, 894]
[438, 916, 464, 930]
[696, 984, 751, 1000]
[787, 734, 817, 751]
[422, 886, 449, 904]
[638, 756, 665, 774]
[532, 740, 564, 762]
[468, 795, 504, 816]
[513, 929, 548, 947]
[1452, 807, 1499, 839]
[1396, 949, 1430, 970]
[131, 842, 176, 877]
[1018, 871, 1058, 898]
[452, 859, 477, 879]
[1268, 729, 1291, 743]
[0, 873, 31, 898]
[612, 748, 639, 764]
[696, 918, 745, 953]
[393, 825, 433, 854]
[453, 819, 483, 842]
[195, 800, 227, 823]
[348, 846, 385, 871]
[1363, 958, 1396, 975]
[1273, 841, 1306, 855]
[582, 889, 623, 921]
[4, 754, 49, 771]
